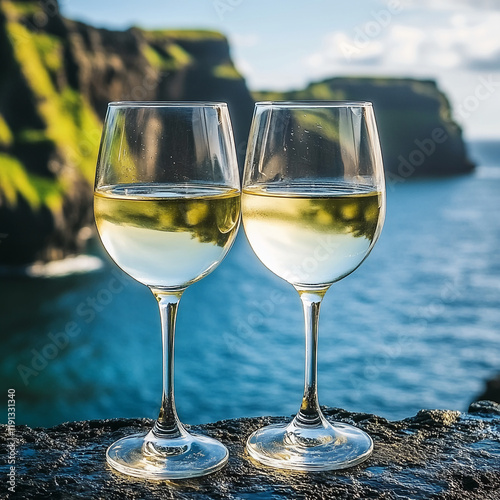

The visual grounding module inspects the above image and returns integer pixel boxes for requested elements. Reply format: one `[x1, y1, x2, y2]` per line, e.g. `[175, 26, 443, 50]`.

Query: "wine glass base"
[106, 432, 228, 480]
[246, 421, 373, 471]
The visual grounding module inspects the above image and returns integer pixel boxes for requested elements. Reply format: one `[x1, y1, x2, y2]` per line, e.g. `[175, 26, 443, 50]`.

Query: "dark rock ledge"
[1, 402, 500, 500]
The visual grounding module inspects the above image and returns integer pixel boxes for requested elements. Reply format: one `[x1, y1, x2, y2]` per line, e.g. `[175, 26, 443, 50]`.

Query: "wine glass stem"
[295, 289, 327, 427]
[151, 288, 186, 439]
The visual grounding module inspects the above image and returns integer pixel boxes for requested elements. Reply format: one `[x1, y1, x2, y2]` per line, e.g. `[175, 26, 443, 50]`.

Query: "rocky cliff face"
[254, 77, 474, 180]
[0, 0, 254, 265]
[0, 1, 474, 266]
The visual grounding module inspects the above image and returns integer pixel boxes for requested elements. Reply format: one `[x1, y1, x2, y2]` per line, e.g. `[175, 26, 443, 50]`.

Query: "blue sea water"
[1, 140, 500, 428]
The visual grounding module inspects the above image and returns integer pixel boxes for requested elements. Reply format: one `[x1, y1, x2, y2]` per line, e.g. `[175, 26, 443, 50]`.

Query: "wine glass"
[94, 102, 240, 479]
[242, 101, 386, 470]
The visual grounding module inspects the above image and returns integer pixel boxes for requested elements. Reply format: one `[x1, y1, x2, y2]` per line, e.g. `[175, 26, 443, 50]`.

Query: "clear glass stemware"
[242, 101, 386, 470]
[94, 102, 240, 479]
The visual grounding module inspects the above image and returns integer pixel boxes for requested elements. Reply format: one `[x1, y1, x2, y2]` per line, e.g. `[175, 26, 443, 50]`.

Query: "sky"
[60, 0, 500, 140]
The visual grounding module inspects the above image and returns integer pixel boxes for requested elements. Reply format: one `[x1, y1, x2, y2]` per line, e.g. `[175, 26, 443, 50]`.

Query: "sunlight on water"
[27, 255, 104, 278]
[475, 166, 500, 179]
[1, 142, 500, 427]
[0, 255, 104, 278]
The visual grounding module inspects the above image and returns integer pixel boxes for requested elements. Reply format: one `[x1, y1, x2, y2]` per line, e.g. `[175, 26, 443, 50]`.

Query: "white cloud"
[232, 56, 259, 85]
[401, 0, 500, 11]
[303, 12, 500, 75]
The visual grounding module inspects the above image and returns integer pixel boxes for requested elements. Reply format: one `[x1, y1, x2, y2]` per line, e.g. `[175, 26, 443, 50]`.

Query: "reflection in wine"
[242, 183, 383, 287]
[95, 183, 240, 288]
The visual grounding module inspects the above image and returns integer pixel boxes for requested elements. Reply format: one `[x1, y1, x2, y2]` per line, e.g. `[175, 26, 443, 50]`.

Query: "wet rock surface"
[1, 402, 500, 499]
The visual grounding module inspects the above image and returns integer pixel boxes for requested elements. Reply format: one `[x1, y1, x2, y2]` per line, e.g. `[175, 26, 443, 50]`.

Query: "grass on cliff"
[213, 63, 242, 80]
[0, 114, 13, 147]
[144, 29, 226, 41]
[1, 3, 102, 214]
[142, 29, 242, 80]
[142, 42, 192, 71]
[253, 77, 459, 132]
[6, 20, 102, 184]
[0, 154, 63, 211]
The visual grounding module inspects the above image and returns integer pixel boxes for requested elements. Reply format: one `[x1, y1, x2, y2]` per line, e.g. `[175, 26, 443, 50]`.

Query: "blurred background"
[0, 0, 499, 427]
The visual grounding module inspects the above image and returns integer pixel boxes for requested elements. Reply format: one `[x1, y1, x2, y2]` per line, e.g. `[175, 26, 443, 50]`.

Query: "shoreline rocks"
[1, 403, 499, 499]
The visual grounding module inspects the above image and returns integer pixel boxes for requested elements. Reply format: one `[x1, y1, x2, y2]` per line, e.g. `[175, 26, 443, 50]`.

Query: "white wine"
[242, 184, 383, 287]
[95, 184, 240, 288]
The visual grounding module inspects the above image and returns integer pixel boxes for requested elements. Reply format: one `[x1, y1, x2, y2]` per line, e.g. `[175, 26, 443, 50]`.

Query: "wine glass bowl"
[94, 102, 240, 479]
[242, 101, 385, 470]
[94, 183, 240, 289]
[94, 102, 240, 290]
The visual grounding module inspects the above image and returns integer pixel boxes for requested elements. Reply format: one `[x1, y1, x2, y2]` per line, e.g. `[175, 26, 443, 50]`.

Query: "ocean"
[1, 140, 499, 428]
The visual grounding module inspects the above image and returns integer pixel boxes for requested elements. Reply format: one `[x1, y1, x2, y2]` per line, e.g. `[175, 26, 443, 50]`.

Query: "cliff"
[254, 77, 474, 180]
[0, 0, 254, 265]
[0, 1, 474, 266]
